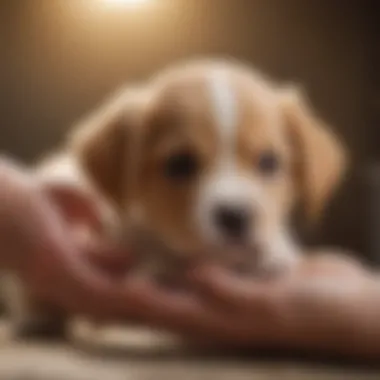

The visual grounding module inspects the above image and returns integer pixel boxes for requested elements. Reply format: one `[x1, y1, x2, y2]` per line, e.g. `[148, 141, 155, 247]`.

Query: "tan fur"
[280, 88, 347, 221]
[70, 86, 149, 209]
[1, 59, 348, 338]
[70, 59, 347, 276]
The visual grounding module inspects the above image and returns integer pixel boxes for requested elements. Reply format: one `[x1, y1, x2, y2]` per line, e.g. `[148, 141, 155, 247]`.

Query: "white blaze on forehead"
[199, 68, 262, 221]
[196, 68, 267, 245]
[204, 69, 252, 201]
[207, 69, 237, 155]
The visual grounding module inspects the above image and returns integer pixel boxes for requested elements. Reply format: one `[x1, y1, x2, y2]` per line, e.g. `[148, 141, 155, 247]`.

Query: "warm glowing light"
[105, 0, 150, 6]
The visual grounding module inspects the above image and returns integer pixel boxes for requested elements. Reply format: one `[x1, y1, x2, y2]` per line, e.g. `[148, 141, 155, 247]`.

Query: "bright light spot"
[105, 0, 150, 6]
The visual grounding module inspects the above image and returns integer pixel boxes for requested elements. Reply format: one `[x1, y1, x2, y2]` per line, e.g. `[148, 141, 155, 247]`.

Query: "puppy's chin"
[196, 230, 300, 278]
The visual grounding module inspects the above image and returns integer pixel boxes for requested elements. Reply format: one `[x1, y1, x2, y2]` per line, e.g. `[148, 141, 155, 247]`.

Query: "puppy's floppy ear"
[280, 87, 348, 221]
[69, 87, 147, 208]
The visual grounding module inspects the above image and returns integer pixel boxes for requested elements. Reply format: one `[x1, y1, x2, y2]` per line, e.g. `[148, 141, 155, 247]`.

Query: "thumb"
[42, 182, 105, 233]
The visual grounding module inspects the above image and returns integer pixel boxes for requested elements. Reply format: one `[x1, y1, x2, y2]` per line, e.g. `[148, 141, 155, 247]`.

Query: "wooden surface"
[0, 321, 379, 380]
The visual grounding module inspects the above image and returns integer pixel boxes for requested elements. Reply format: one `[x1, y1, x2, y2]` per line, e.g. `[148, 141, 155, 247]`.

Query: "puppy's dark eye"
[257, 151, 280, 175]
[164, 151, 199, 180]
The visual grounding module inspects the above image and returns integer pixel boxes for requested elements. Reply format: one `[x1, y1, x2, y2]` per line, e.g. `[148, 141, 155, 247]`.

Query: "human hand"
[2, 157, 379, 359]
[0, 157, 131, 316]
[121, 253, 380, 358]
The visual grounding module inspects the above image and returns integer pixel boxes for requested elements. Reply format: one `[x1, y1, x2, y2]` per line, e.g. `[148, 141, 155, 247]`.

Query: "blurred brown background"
[0, 0, 379, 261]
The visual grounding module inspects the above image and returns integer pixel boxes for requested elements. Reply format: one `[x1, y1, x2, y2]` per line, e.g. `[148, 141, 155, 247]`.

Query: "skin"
[0, 158, 380, 359]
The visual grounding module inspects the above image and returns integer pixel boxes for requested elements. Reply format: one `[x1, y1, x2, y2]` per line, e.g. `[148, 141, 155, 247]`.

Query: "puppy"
[1, 59, 347, 339]
[68, 59, 347, 282]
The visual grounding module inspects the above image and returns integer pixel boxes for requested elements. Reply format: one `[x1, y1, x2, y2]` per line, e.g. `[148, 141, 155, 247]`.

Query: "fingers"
[0, 158, 287, 345]
[114, 275, 239, 340]
[82, 238, 133, 278]
[58, 252, 242, 341]
[0, 161, 57, 270]
[42, 180, 134, 277]
[42, 183, 105, 232]
[122, 277, 203, 318]
[191, 265, 282, 313]
[0, 156, 31, 183]
[0, 160, 210, 333]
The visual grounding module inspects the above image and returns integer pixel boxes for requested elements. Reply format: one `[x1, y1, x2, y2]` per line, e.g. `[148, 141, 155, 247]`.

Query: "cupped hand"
[124, 253, 379, 358]
[0, 158, 132, 316]
[1, 157, 379, 358]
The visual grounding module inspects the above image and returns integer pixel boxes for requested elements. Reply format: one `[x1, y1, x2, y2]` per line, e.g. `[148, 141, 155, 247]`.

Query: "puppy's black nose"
[213, 205, 251, 238]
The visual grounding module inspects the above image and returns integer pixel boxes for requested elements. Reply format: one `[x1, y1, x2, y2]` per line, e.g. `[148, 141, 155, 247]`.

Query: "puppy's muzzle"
[212, 203, 254, 241]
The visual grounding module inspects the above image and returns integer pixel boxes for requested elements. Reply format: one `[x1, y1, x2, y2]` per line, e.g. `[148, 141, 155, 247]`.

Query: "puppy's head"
[71, 61, 346, 266]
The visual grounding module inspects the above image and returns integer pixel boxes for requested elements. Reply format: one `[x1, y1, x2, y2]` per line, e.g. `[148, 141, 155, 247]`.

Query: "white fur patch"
[193, 66, 299, 276]
[205, 70, 255, 206]
[196, 70, 257, 244]
[208, 69, 237, 150]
